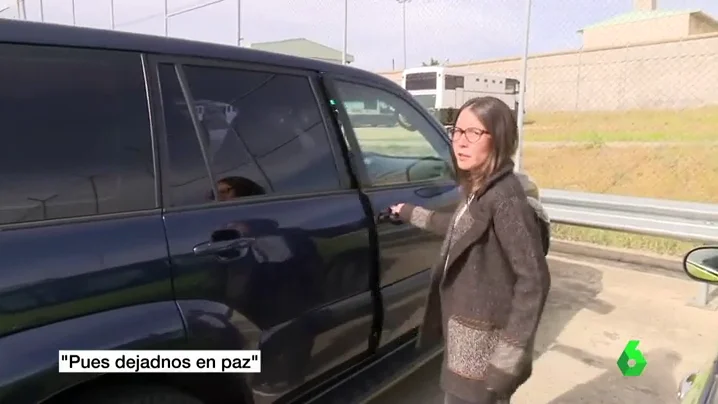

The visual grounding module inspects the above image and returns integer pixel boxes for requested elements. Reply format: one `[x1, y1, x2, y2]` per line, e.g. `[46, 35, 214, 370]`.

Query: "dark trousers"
[444, 393, 510, 404]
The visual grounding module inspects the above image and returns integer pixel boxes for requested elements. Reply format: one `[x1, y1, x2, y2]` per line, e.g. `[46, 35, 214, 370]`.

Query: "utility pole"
[163, 0, 169, 36]
[237, 0, 242, 46]
[396, 0, 410, 69]
[515, 0, 532, 172]
[110, 0, 115, 29]
[16, 0, 26, 20]
[342, 0, 348, 64]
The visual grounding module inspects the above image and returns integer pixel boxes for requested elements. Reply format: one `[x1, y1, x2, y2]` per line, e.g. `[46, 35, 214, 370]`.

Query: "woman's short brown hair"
[452, 96, 519, 195]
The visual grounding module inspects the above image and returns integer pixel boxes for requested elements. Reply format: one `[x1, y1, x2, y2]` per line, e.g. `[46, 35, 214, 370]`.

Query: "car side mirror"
[683, 246, 718, 284]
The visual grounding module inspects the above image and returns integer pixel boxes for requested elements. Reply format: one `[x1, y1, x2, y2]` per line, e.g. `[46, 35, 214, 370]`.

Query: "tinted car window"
[0, 45, 156, 226]
[161, 64, 341, 206]
[183, 66, 342, 197]
[158, 64, 215, 207]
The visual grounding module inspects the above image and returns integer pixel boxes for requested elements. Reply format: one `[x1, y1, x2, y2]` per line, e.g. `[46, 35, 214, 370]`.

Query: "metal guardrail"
[542, 189, 718, 243]
[541, 189, 718, 307]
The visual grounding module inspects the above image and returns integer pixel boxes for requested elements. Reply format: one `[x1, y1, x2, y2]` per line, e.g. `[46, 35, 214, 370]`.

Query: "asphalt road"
[368, 254, 718, 404]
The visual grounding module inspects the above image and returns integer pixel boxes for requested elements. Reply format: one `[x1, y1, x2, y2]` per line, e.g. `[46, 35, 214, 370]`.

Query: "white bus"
[401, 66, 520, 125]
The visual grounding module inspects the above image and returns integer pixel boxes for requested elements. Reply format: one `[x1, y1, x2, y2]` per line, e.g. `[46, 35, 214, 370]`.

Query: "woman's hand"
[389, 203, 405, 215]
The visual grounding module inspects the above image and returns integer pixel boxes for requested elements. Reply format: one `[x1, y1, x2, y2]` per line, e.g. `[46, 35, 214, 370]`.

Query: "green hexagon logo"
[617, 340, 647, 376]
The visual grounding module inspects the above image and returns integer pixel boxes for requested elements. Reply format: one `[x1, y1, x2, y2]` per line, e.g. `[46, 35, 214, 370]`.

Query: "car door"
[0, 44, 172, 338]
[149, 57, 377, 400]
[325, 75, 460, 348]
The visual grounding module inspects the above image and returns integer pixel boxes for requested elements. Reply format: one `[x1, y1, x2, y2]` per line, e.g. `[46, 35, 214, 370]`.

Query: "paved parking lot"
[369, 254, 718, 404]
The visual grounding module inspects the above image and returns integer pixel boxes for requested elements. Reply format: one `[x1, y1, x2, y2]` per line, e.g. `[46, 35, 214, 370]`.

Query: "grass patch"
[523, 144, 718, 202]
[350, 107, 718, 145]
[550, 224, 700, 257]
[524, 106, 718, 142]
[353, 127, 440, 156]
[524, 143, 718, 257]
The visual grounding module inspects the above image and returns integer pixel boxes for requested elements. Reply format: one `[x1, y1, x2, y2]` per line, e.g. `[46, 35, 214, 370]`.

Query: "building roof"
[578, 9, 718, 32]
[250, 38, 355, 63]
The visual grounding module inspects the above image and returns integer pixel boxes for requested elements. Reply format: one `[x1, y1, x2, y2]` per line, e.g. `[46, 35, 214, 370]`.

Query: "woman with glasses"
[390, 96, 551, 404]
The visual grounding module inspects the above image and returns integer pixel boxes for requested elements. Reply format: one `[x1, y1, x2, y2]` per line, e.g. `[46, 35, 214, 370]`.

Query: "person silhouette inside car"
[212, 176, 266, 201]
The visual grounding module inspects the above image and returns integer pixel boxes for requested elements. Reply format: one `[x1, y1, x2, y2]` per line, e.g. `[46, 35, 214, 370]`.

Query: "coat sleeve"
[397, 203, 453, 237]
[485, 194, 551, 394]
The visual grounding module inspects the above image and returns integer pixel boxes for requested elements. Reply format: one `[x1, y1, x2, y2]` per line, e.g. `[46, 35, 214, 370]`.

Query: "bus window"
[404, 72, 436, 91]
[444, 75, 464, 90]
[505, 78, 520, 94]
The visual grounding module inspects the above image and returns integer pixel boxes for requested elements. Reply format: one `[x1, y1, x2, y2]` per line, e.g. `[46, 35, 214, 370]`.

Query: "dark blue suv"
[0, 20, 460, 404]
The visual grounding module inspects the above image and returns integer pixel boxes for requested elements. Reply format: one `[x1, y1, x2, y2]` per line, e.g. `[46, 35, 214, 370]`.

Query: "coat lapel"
[418, 201, 466, 348]
[440, 162, 515, 285]
[432, 199, 465, 282]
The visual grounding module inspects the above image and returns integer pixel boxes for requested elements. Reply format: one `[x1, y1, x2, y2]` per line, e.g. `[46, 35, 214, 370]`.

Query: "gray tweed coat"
[398, 163, 551, 403]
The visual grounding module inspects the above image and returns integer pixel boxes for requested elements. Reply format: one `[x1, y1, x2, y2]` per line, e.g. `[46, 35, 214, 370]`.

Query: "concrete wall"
[377, 33, 718, 111]
[582, 15, 688, 48]
[690, 14, 718, 35]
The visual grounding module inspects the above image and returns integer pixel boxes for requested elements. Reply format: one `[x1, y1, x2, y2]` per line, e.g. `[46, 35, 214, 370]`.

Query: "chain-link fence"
[3, 0, 718, 211]
[9, 0, 714, 112]
[2, 0, 529, 69]
[5, 0, 717, 106]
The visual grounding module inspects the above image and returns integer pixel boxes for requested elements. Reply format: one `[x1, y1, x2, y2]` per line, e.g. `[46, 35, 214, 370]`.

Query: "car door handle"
[193, 237, 255, 256]
[376, 209, 403, 225]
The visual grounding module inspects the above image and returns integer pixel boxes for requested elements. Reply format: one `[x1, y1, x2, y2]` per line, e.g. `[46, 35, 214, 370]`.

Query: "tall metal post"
[110, 0, 115, 29]
[514, 0, 532, 172]
[39, 0, 44, 21]
[163, 0, 169, 36]
[16, 0, 26, 19]
[71, 0, 76, 25]
[236, 0, 241, 46]
[401, 0, 407, 68]
[342, 0, 348, 64]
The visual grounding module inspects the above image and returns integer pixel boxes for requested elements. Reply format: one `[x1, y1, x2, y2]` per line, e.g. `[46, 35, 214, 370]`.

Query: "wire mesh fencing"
[5, 0, 718, 205]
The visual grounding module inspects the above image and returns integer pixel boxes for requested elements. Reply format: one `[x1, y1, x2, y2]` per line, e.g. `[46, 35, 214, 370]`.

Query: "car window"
[160, 64, 341, 206]
[333, 80, 452, 187]
[0, 45, 156, 226]
[158, 64, 216, 207]
[704, 372, 718, 404]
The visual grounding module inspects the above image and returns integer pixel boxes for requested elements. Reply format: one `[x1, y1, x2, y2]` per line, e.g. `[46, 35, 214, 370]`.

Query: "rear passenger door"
[148, 58, 376, 398]
[325, 76, 460, 348]
[0, 45, 171, 338]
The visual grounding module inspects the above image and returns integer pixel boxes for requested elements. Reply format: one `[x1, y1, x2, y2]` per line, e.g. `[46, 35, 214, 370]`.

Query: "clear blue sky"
[4, 0, 717, 71]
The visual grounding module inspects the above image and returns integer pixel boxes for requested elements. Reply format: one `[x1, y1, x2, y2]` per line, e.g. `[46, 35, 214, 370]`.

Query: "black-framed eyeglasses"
[448, 127, 490, 143]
